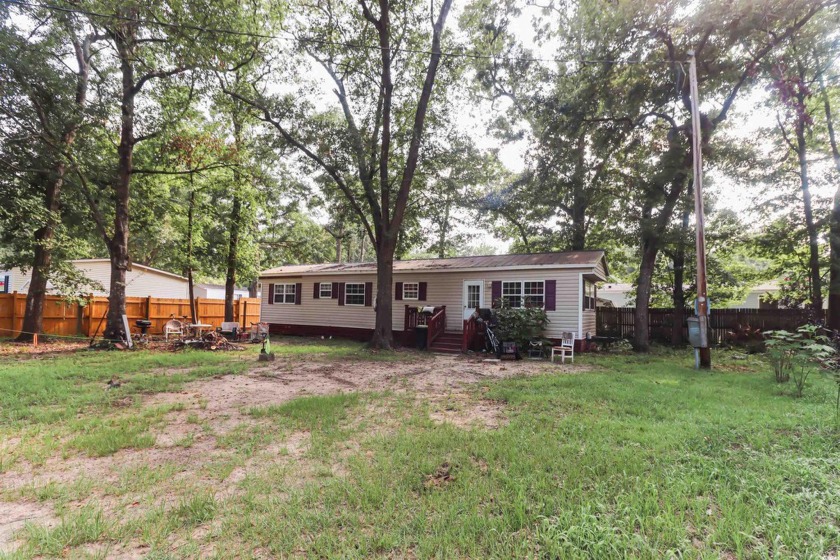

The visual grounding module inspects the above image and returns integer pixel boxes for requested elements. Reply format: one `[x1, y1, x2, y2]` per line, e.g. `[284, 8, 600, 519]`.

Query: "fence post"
[195, 297, 200, 323]
[76, 301, 84, 335]
[10, 291, 17, 337]
[146, 296, 152, 320]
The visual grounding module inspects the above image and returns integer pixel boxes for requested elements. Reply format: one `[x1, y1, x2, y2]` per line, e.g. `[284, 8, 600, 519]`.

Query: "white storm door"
[463, 280, 484, 320]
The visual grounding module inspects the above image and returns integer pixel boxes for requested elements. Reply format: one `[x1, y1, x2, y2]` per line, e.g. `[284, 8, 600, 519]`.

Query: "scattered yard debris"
[170, 331, 245, 352]
[424, 462, 455, 489]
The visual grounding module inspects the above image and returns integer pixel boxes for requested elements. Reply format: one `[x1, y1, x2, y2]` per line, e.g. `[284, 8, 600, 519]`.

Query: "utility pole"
[688, 51, 711, 369]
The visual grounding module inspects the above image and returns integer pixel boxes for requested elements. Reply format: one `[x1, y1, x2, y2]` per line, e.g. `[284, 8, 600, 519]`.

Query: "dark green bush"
[493, 299, 550, 349]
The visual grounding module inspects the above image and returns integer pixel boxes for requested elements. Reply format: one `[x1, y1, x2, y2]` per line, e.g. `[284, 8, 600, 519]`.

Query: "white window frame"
[402, 281, 419, 300]
[501, 280, 545, 308]
[345, 282, 365, 306]
[583, 280, 596, 311]
[319, 282, 332, 299]
[273, 283, 297, 304]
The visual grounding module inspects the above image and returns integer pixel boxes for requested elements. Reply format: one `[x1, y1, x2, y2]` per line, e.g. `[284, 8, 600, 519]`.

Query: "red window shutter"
[395, 282, 403, 301]
[268, 283, 274, 304]
[364, 282, 373, 306]
[545, 279, 556, 311]
[418, 282, 427, 301]
[491, 281, 501, 308]
[313, 283, 320, 299]
[295, 283, 302, 305]
[338, 283, 345, 306]
[332, 282, 339, 299]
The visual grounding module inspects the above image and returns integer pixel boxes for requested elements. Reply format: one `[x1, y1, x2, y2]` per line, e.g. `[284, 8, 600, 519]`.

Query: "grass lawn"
[0, 340, 838, 559]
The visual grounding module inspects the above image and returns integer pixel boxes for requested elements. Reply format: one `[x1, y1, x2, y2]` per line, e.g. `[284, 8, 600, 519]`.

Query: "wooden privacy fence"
[597, 307, 822, 345]
[0, 292, 261, 339]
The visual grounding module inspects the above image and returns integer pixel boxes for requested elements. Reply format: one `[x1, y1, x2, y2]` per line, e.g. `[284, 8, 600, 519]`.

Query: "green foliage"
[172, 493, 217, 527]
[765, 325, 835, 397]
[2, 344, 840, 558]
[492, 298, 550, 347]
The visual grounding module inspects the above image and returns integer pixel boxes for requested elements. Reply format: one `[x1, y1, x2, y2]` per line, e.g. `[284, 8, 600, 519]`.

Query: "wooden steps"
[429, 331, 462, 354]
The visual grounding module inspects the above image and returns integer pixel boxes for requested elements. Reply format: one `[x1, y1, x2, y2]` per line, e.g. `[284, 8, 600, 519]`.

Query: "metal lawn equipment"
[251, 322, 275, 361]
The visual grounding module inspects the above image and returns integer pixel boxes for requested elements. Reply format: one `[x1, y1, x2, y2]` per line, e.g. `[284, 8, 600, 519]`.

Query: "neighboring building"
[598, 282, 633, 307]
[259, 250, 608, 346]
[1, 259, 189, 298]
[729, 282, 780, 309]
[590, 280, 828, 310]
[194, 283, 253, 300]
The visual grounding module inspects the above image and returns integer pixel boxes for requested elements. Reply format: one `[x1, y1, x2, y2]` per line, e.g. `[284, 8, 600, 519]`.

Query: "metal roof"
[70, 259, 187, 281]
[261, 250, 607, 277]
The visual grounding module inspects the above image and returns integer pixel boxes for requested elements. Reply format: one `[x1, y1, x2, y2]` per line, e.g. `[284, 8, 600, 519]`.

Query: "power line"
[5, 0, 683, 66]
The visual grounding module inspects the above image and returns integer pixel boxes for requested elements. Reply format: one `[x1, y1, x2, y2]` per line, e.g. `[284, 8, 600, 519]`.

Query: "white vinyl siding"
[261, 275, 375, 330]
[7, 261, 189, 298]
[261, 267, 593, 340]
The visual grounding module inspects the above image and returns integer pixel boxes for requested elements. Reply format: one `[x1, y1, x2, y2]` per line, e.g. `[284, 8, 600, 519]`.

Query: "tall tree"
[772, 54, 823, 312]
[0, 5, 102, 341]
[73, 3, 193, 342]
[227, 0, 455, 349]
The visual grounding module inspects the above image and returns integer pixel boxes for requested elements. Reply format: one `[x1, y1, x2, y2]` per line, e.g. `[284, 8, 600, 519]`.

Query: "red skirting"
[268, 322, 403, 343]
[268, 322, 590, 351]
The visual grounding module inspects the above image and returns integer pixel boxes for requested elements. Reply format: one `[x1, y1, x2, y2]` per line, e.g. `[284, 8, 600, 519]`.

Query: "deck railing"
[427, 306, 446, 347]
[462, 314, 477, 352]
[404, 304, 447, 348]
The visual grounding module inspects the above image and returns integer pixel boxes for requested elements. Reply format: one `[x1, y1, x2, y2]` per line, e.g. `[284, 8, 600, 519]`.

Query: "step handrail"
[462, 313, 478, 352]
[427, 306, 446, 347]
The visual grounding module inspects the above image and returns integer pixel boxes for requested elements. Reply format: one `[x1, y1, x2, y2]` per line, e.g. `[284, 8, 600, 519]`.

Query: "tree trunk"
[819, 68, 840, 328]
[224, 118, 243, 323]
[103, 41, 135, 342]
[17, 167, 63, 342]
[336, 236, 343, 263]
[570, 208, 586, 252]
[796, 120, 822, 313]
[632, 171, 688, 352]
[633, 244, 657, 351]
[187, 188, 197, 324]
[370, 236, 396, 349]
[223, 192, 240, 322]
[438, 198, 451, 258]
[670, 183, 693, 345]
[248, 279, 258, 298]
[105, 238, 130, 342]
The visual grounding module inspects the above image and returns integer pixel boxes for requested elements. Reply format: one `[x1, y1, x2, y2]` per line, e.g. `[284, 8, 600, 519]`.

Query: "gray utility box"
[687, 315, 709, 348]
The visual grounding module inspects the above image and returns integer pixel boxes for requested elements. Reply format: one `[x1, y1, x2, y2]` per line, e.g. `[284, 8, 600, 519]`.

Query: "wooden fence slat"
[0, 294, 261, 338]
[597, 306, 822, 344]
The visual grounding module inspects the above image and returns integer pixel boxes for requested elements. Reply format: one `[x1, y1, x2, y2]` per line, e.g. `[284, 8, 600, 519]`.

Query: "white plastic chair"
[164, 318, 184, 341]
[551, 332, 575, 364]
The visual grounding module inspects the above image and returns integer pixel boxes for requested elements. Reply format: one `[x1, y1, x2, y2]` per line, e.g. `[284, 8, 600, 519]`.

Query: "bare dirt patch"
[0, 339, 90, 358]
[0, 353, 584, 555]
[0, 500, 57, 553]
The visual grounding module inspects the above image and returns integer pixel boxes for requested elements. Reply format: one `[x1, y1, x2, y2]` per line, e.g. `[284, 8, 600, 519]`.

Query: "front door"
[463, 280, 484, 320]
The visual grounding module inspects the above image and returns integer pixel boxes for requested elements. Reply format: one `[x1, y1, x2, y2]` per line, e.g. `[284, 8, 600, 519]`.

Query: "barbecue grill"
[135, 319, 152, 336]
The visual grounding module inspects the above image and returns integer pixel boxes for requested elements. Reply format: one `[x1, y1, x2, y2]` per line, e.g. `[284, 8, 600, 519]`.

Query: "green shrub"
[765, 325, 834, 397]
[493, 299, 550, 349]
